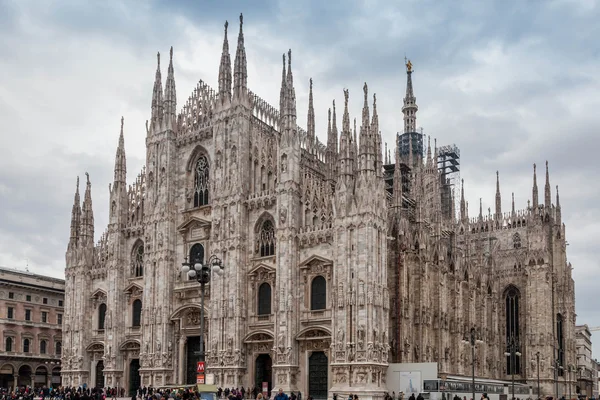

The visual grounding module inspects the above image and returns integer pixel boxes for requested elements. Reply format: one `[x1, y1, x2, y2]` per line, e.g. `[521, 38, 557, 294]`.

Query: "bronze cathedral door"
[308, 351, 328, 400]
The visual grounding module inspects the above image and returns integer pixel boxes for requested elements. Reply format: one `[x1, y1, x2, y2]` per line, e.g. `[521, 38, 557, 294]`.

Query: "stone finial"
[239, 13, 243, 26]
[225, 20, 228, 33]
[344, 89, 349, 108]
[157, 52, 160, 69]
[170, 46, 173, 61]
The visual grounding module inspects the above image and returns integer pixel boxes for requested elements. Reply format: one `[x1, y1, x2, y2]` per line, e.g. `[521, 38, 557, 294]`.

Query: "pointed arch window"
[5, 337, 12, 352]
[505, 286, 521, 374]
[23, 338, 30, 353]
[310, 275, 327, 311]
[98, 303, 107, 330]
[257, 283, 272, 315]
[55, 341, 62, 356]
[132, 299, 142, 327]
[132, 241, 144, 277]
[258, 220, 275, 257]
[194, 155, 210, 207]
[40, 340, 47, 354]
[513, 233, 521, 249]
[189, 243, 205, 265]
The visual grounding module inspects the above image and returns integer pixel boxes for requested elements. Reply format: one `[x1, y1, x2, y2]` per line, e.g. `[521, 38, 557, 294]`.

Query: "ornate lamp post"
[504, 335, 521, 400]
[462, 327, 483, 400]
[181, 254, 224, 362]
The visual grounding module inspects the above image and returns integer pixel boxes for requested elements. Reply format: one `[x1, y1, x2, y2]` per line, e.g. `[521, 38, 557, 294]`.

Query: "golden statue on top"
[406, 58, 413, 72]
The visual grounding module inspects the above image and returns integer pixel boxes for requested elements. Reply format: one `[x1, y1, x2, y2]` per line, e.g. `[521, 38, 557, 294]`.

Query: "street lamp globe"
[188, 269, 197, 278]
[181, 264, 190, 274]
[195, 262, 203, 269]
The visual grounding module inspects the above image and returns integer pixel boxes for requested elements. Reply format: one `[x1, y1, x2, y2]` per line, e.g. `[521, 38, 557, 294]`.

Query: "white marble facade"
[62, 13, 576, 400]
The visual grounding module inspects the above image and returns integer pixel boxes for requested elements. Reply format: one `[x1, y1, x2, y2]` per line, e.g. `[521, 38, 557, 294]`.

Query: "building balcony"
[126, 326, 141, 336]
[300, 308, 332, 322]
[0, 317, 59, 329]
[249, 313, 274, 327]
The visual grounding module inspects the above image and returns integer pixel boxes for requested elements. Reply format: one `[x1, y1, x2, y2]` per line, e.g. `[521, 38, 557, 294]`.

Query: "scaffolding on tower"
[436, 144, 460, 221]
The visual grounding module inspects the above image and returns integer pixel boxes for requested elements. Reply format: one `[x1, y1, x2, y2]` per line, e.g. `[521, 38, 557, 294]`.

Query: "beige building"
[576, 325, 594, 397]
[62, 13, 576, 400]
[0, 267, 64, 389]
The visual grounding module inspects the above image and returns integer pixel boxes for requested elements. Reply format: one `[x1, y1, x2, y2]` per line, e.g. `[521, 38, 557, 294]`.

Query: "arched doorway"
[0, 364, 14, 388]
[186, 336, 201, 385]
[34, 366, 47, 388]
[95, 360, 105, 389]
[308, 351, 328, 400]
[129, 359, 140, 396]
[51, 367, 61, 388]
[17, 365, 32, 388]
[255, 354, 272, 395]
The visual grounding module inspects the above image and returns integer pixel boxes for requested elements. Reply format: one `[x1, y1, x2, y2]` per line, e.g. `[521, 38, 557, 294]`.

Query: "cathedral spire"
[425, 135, 432, 168]
[372, 93, 382, 178]
[556, 185, 561, 222]
[233, 13, 247, 100]
[532, 163, 539, 210]
[337, 89, 353, 183]
[358, 83, 373, 174]
[113, 117, 127, 186]
[279, 53, 286, 117]
[285, 49, 296, 129]
[68, 176, 81, 250]
[479, 197, 483, 221]
[512, 192, 516, 217]
[150, 52, 164, 127]
[495, 171, 501, 219]
[402, 57, 418, 133]
[218, 21, 232, 103]
[80, 172, 95, 246]
[326, 100, 339, 180]
[544, 160, 551, 208]
[163, 46, 177, 124]
[307, 78, 315, 152]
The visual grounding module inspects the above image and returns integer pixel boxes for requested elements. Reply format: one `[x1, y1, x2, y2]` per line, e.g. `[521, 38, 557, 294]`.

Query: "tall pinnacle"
[402, 57, 418, 133]
[307, 78, 315, 150]
[80, 172, 95, 245]
[218, 21, 232, 103]
[233, 13, 247, 99]
[151, 52, 163, 125]
[544, 160, 551, 207]
[495, 171, 501, 218]
[68, 176, 81, 249]
[532, 163, 539, 209]
[358, 82, 372, 172]
[279, 53, 286, 117]
[113, 117, 127, 186]
[164, 47, 177, 120]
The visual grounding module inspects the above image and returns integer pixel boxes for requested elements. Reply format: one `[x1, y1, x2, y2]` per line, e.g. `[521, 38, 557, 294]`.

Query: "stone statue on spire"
[239, 13, 243, 25]
[225, 20, 228, 33]
[344, 89, 349, 108]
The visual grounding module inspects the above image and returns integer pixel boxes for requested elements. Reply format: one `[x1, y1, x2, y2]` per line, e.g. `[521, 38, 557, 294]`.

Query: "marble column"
[179, 336, 186, 384]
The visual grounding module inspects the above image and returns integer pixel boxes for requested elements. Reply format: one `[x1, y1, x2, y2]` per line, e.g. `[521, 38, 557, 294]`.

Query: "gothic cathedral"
[62, 14, 576, 400]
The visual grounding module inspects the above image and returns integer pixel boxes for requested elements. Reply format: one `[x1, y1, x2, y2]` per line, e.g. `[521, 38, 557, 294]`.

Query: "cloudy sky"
[0, 0, 599, 352]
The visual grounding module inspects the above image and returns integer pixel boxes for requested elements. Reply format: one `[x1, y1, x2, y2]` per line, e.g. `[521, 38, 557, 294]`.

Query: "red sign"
[197, 375, 205, 384]
[262, 382, 268, 396]
[197, 361, 205, 373]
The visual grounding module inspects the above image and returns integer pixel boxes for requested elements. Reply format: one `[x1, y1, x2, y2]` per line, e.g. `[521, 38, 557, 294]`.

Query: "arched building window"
[189, 243, 205, 265]
[132, 299, 142, 327]
[5, 337, 12, 352]
[98, 303, 107, 330]
[40, 340, 47, 354]
[132, 241, 144, 277]
[505, 286, 521, 374]
[513, 233, 521, 249]
[194, 155, 210, 207]
[310, 276, 327, 310]
[258, 220, 275, 257]
[55, 341, 62, 356]
[557, 313, 564, 376]
[257, 283, 272, 315]
[23, 338, 30, 353]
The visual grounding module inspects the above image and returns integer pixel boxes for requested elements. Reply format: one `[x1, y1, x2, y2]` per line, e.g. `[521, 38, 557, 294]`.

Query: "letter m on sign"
[197, 361, 205, 373]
